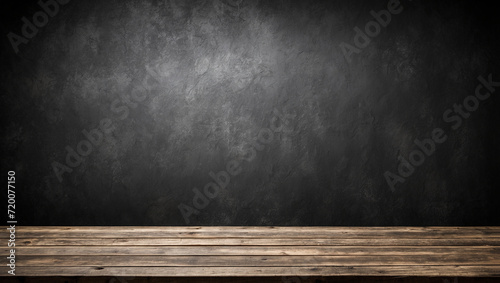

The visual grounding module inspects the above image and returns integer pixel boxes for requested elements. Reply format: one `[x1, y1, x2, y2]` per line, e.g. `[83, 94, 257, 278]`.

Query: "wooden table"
[1, 226, 500, 277]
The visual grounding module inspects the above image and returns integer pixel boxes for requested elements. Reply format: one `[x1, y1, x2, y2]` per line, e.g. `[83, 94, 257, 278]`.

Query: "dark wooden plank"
[4, 276, 496, 283]
[12, 226, 500, 231]
[2, 266, 499, 277]
[8, 226, 500, 239]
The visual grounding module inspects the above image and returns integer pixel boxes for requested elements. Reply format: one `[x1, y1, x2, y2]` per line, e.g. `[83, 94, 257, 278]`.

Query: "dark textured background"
[1, 0, 499, 226]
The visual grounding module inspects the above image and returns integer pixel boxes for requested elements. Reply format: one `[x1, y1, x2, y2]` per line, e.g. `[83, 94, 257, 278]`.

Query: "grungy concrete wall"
[1, 0, 499, 225]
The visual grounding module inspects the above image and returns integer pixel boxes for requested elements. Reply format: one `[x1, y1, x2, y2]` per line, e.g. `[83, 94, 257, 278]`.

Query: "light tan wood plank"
[13, 255, 500, 267]
[15, 237, 500, 246]
[7, 246, 499, 256]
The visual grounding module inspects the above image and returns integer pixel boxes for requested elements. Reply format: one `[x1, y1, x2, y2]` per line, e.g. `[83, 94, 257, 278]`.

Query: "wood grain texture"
[1, 226, 499, 277]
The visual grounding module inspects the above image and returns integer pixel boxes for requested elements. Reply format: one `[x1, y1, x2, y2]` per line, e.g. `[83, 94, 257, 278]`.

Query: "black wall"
[1, 0, 499, 226]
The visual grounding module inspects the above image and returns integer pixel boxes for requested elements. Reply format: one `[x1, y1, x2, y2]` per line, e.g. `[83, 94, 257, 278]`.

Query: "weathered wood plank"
[8, 246, 500, 256]
[7, 227, 500, 239]
[3, 276, 492, 283]
[16, 237, 500, 246]
[2, 266, 499, 277]
[13, 255, 500, 266]
[10, 226, 500, 231]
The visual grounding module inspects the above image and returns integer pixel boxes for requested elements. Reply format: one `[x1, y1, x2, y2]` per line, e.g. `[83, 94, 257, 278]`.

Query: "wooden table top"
[1, 226, 500, 277]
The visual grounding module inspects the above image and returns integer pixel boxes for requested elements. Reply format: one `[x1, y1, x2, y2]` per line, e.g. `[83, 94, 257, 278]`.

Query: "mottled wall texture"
[1, 0, 499, 225]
